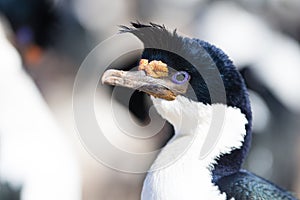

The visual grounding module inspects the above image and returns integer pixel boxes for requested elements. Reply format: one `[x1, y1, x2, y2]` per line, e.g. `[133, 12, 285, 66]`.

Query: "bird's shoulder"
[216, 170, 298, 200]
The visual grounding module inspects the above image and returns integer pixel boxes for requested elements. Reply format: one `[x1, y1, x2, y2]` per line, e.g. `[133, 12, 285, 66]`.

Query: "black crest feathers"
[119, 22, 182, 51]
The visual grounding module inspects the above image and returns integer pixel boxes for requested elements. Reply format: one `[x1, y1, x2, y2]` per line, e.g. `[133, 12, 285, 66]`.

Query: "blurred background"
[1, 0, 300, 199]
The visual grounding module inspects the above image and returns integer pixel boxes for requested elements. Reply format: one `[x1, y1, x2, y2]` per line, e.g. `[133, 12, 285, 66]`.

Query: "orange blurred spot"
[25, 45, 43, 66]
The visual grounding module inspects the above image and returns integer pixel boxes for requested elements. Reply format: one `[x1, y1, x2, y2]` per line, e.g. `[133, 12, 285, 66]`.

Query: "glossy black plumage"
[217, 170, 296, 200]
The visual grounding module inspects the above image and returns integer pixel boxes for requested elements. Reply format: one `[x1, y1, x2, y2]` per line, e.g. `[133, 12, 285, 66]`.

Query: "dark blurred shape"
[0, 0, 58, 47]
[0, 181, 21, 200]
[240, 67, 291, 116]
[0, 0, 94, 67]
[240, 66, 299, 189]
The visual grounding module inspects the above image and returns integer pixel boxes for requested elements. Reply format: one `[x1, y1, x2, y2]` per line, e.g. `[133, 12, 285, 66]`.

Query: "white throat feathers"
[141, 95, 248, 200]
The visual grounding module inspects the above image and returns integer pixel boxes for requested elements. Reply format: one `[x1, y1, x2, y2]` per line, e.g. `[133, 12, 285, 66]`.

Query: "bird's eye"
[171, 71, 189, 84]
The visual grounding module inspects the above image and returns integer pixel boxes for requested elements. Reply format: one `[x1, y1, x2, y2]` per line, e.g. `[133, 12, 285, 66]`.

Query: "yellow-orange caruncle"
[138, 59, 168, 78]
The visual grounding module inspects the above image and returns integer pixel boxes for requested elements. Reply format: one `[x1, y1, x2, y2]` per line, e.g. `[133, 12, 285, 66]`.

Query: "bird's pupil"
[176, 74, 185, 81]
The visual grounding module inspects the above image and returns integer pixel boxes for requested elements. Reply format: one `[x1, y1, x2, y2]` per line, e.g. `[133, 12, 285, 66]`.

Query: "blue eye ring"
[171, 71, 189, 84]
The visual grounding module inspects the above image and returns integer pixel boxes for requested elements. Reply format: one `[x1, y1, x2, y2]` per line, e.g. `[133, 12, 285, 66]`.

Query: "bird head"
[102, 22, 252, 180]
[102, 22, 251, 121]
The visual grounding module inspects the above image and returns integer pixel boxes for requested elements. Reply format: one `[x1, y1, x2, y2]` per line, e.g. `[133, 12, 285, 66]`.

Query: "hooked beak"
[102, 59, 190, 101]
[102, 59, 188, 101]
[102, 69, 179, 100]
